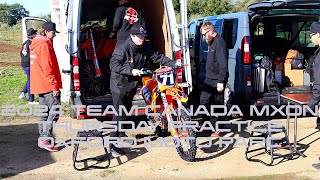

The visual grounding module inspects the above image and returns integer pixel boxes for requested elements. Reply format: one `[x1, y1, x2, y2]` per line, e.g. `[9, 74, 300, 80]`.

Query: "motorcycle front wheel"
[173, 110, 197, 162]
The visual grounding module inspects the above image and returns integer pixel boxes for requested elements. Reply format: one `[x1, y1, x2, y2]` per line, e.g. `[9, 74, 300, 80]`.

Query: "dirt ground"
[0, 42, 20, 67]
[0, 42, 20, 54]
[1, 115, 320, 180]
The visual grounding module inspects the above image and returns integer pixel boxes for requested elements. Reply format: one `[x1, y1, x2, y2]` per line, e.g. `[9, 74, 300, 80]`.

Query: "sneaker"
[109, 145, 126, 155]
[28, 101, 39, 105]
[211, 131, 225, 137]
[316, 124, 320, 130]
[19, 92, 27, 100]
[39, 140, 59, 152]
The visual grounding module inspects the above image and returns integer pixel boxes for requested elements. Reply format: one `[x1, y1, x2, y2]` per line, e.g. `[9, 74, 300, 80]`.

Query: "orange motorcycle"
[140, 66, 197, 162]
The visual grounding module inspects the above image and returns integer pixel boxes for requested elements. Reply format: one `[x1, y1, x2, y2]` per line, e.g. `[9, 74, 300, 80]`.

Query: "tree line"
[173, 0, 265, 20]
[0, 1, 265, 27]
[0, 3, 29, 26]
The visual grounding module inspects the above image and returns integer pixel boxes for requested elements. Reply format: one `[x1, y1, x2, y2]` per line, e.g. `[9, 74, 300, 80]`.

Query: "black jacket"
[20, 39, 32, 67]
[308, 47, 320, 110]
[112, 3, 145, 41]
[110, 38, 176, 93]
[204, 35, 228, 87]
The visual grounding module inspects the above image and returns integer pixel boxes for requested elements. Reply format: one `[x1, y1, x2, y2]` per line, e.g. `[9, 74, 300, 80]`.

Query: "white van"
[188, 0, 320, 106]
[22, 0, 192, 119]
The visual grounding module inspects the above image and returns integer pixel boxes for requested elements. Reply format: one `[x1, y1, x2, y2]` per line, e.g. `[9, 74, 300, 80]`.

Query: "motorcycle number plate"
[156, 70, 176, 86]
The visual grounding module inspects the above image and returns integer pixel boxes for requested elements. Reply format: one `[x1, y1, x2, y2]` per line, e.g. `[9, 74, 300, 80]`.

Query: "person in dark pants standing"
[30, 22, 62, 152]
[307, 22, 320, 129]
[109, 0, 145, 47]
[109, 25, 177, 155]
[19, 28, 38, 104]
[199, 22, 228, 137]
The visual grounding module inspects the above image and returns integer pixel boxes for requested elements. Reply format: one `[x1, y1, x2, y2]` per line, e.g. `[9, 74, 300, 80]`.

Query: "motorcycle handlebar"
[140, 64, 188, 75]
[140, 69, 153, 75]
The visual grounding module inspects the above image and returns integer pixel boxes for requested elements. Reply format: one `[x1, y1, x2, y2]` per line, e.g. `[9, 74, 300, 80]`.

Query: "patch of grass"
[0, 66, 27, 107]
[0, 66, 69, 122]
[0, 24, 22, 47]
[0, 52, 20, 63]
[0, 66, 39, 121]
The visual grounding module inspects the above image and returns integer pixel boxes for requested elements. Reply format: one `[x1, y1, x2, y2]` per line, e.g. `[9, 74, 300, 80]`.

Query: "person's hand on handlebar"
[175, 61, 182, 67]
[132, 69, 143, 76]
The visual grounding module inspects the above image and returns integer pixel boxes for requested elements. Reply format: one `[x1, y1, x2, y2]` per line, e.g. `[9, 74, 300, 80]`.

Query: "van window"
[254, 22, 264, 36]
[189, 22, 196, 40]
[276, 24, 291, 40]
[298, 21, 315, 48]
[222, 19, 238, 49]
[254, 22, 291, 39]
[189, 22, 196, 57]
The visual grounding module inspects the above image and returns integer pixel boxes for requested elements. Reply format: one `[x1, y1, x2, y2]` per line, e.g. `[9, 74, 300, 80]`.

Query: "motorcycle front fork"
[160, 92, 179, 137]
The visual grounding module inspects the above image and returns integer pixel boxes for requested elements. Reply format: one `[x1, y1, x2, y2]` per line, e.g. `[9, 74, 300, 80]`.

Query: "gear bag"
[286, 49, 305, 69]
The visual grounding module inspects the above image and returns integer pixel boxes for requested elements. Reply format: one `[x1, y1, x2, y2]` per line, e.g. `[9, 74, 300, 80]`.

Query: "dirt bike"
[140, 66, 197, 162]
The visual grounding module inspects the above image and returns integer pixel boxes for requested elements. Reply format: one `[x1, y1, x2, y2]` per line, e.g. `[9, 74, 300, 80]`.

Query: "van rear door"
[248, 0, 320, 16]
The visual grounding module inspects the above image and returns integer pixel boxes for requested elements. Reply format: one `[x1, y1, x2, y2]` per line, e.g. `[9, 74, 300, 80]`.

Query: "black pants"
[110, 88, 137, 138]
[199, 85, 225, 127]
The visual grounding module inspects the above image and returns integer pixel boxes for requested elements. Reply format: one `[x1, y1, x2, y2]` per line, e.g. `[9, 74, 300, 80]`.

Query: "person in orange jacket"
[30, 22, 62, 152]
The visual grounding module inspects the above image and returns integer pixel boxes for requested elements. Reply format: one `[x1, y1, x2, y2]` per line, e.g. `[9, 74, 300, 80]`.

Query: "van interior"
[78, 0, 172, 106]
[251, 14, 319, 97]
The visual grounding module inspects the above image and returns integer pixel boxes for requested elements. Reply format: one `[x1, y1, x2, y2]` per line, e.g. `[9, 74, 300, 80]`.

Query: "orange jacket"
[29, 35, 62, 94]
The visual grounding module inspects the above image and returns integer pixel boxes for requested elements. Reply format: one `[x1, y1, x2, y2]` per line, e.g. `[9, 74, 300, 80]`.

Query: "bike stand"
[72, 130, 110, 171]
[245, 123, 294, 166]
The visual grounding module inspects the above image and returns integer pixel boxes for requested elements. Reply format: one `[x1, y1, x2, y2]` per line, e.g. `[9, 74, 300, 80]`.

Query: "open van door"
[22, 17, 47, 43]
[177, 0, 193, 94]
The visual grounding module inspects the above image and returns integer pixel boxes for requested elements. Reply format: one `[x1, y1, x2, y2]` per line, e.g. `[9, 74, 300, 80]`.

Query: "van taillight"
[246, 75, 252, 86]
[72, 57, 80, 91]
[176, 50, 183, 83]
[241, 36, 250, 64]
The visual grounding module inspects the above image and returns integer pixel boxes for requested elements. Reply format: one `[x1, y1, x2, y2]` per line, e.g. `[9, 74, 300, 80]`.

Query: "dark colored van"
[188, 0, 320, 106]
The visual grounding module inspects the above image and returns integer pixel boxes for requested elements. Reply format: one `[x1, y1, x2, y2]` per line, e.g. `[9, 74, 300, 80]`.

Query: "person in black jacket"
[109, 25, 177, 155]
[19, 28, 38, 104]
[307, 22, 320, 129]
[109, 0, 145, 47]
[199, 22, 228, 137]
